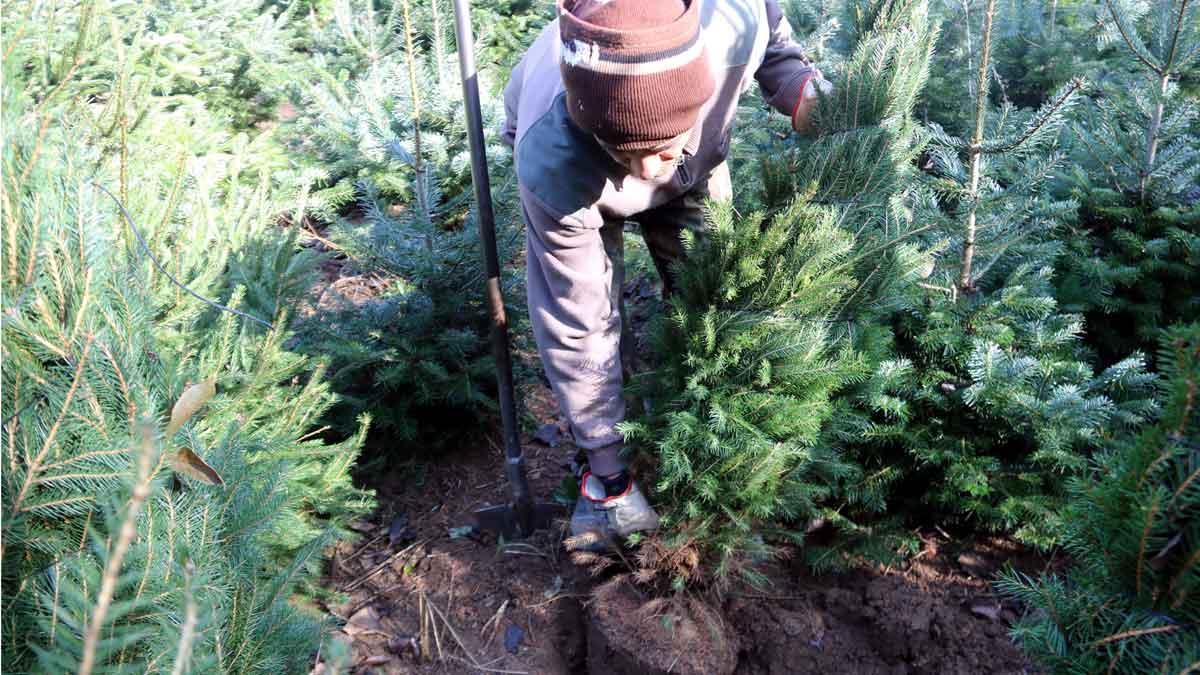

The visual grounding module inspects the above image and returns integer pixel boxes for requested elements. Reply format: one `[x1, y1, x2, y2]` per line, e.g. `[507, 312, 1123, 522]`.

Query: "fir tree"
[288, 0, 527, 446]
[822, 0, 1159, 551]
[1054, 0, 1200, 365]
[285, 0, 496, 215]
[622, 0, 938, 586]
[831, 246, 1158, 547]
[919, 0, 1102, 136]
[2, 3, 372, 670]
[998, 323, 1200, 674]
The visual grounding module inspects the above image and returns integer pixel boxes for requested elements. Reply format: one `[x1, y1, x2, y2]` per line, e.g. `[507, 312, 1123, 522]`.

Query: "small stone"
[388, 513, 412, 547]
[387, 634, 419, 657]
[956, 552, 993, 577]
[343, 606, 382, 637]
[505, 623, 524, 654]
[970, 601, 1002, 620]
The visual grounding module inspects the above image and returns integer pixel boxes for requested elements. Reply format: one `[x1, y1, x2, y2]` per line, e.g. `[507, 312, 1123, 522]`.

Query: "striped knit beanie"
[558, 0, 715, 151]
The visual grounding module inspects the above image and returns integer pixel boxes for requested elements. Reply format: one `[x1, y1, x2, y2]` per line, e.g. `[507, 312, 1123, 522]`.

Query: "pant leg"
[635, 162, 732, 298]
[602, 220, 638, 386]
[524, 204, 628, 476]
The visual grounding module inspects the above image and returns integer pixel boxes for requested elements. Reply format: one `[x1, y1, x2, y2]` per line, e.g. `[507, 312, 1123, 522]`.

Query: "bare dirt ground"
[314, 378, 1057, 674]
[309, 259, 1057, 674]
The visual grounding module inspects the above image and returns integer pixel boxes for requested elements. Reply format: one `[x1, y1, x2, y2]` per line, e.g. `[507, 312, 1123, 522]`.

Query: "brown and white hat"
[558, 0, 715, 151]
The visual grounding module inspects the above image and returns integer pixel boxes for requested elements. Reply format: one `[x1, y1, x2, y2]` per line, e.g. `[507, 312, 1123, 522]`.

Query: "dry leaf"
[343, 606, 383, 637]
[166, 377, 216, 437]
[172, 448, 224, 486]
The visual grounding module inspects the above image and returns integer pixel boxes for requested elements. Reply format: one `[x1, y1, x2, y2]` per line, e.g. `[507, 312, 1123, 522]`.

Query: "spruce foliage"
[832, 247, 1158, 548]
[2, 2, 372, 670]
[622, 198, 873, 586]
[1056, 185, 1199, 366]
[623, 0, 938, 586]
[998, 323, 1200, 673]
[1054, 0, 1200, 365]
[288, 0, 527, 446]
[822, 0, 1161, 551]
[285, 0, 502, 215]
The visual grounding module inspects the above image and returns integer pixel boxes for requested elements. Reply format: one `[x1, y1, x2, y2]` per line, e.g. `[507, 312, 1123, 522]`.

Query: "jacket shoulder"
[516, 94, 622, 221]
[699, 0, 769, 68]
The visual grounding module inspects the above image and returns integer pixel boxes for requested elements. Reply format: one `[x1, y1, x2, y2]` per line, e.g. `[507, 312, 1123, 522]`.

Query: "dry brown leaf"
[171, 448, 224, 486]
[343, 606, 383, 637]
[166, 377, 216, 437]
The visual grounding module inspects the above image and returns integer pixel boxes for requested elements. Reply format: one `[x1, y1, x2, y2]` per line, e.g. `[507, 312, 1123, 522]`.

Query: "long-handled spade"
[452, 0, 565, 539]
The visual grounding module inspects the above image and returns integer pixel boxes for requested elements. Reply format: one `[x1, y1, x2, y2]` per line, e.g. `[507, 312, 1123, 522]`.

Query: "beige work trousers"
[524, 163, 732, 476]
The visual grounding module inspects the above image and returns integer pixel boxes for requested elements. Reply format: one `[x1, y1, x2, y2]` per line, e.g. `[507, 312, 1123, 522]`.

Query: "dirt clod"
[587, 576, 738, 675]
[731, 568, 1033, 674]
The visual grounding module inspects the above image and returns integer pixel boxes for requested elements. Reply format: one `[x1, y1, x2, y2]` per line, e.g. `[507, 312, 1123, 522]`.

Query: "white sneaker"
[568, 472, 660, 551]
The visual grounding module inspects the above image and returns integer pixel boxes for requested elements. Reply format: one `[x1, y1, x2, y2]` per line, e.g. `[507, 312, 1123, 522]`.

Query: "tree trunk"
[1139, 73, 1170, 199]
[959, 0, 997, 293]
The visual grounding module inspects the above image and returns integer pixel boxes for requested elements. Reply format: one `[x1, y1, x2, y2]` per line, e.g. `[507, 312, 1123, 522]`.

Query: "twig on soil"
[503, 542, 550, 558]
[344, 539, 425, 592]
[526, 593, 585, 610]
[343, 533, 386, 564]
[418, 592, 429, 662]
[345, 581, 406, 618]
[504, 550, 548, 559]
[727, 593, 808, 601]
[484, 433, 503, 455]
[444, 654, 529, 674]
[300, 225, 342, 252]
[427, 592, 523, 672]
[434, 594, 447, 660]
[481, 599, 510, 647]
[425, 595, 474, 659]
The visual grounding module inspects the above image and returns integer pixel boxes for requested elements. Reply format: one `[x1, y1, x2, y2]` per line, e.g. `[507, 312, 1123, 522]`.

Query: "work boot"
[568, 471, 660, 552]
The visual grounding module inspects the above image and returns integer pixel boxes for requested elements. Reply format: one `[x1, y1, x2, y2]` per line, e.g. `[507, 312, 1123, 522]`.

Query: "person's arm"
[753, 0, 830, 134]
[500, 55, 526, 150]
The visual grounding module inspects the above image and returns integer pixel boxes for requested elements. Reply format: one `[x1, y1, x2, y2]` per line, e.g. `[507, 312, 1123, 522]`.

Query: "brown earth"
[587, 576, 738, 675]
[311, 263, 1058, 674]
[314, 376, 1058, 674]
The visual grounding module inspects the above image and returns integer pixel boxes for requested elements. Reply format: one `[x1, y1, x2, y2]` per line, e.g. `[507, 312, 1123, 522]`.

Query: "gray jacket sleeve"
[500, 54, 526, 149]
[754, 0, 820, 124]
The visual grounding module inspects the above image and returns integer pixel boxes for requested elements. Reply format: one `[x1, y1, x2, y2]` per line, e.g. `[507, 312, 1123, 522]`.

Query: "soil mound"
[587, 576, 738, 675]
[730, 570, 1033, 674]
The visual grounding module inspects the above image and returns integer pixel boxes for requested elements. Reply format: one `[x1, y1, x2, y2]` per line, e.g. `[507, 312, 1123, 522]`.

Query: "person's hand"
[792, 74, 834, 136]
